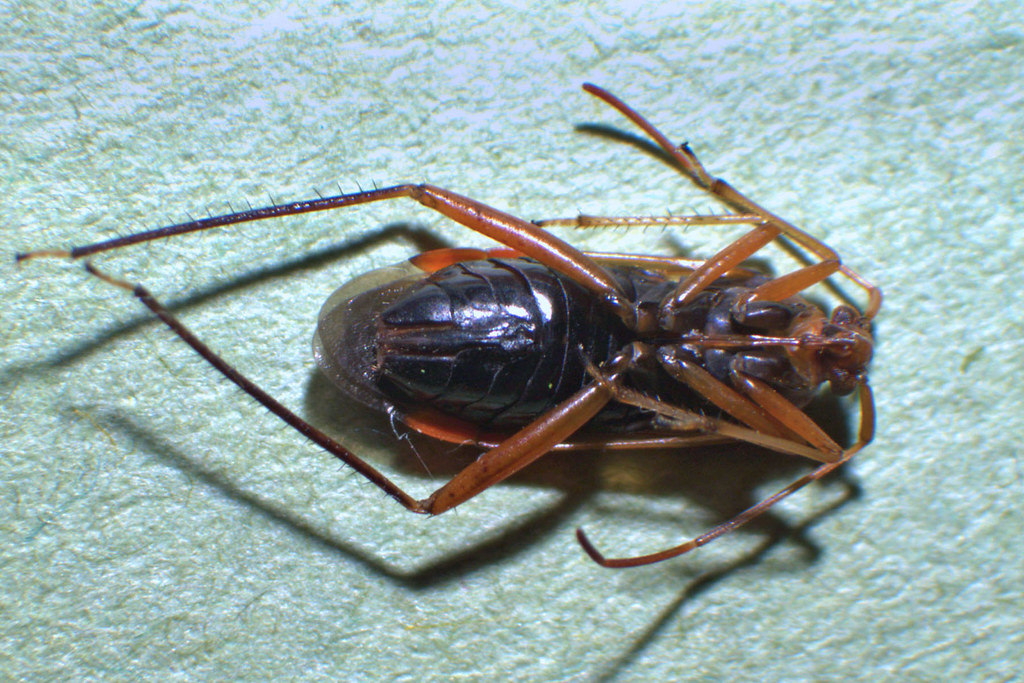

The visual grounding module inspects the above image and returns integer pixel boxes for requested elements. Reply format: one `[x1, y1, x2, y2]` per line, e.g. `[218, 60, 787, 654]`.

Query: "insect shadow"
[300, 330, 860, 583]
[590, 470, 860, 680]
[3, 223, 446, 391]
[16, 85, 876, 577]
[36, 213, 857, 585]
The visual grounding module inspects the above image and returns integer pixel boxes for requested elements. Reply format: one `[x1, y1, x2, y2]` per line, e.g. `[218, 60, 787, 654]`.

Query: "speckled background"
[4, 2, 1022, 680]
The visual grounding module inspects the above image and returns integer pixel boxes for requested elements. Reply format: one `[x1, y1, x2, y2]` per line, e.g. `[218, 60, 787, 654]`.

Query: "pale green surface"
[3, 2, 1023, 680]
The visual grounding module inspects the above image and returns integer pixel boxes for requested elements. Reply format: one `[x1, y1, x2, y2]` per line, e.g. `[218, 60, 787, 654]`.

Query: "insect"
[17, 84, 879, 568]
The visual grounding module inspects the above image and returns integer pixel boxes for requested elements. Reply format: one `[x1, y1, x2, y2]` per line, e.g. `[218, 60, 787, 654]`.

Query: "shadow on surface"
[591, 471, 859, 683]
[77, 345, 860, 589]
[96, 389, 859, 590]
[14, 202, 864, 590]
[3, 222, 448, 393]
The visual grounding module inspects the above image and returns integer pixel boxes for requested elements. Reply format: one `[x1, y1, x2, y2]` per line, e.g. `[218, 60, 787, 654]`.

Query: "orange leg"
[540, 212, 783, 315]
[581, 358, 840, 465]
[576, 380, 875, 568]
[730, 374, 844, 460]
[405, 247, 762, 285]
[408, 247, 523, 273]
[654, 351, 795, 440]
[535, 213, 760, 230]
[743, 260, 840, 305]
[664, 223, 780, 310]
[15, 85, 879, 568]
[581, 83, 881, 320]
[18, 184, 636, 323]
[83, 263, 631, 516]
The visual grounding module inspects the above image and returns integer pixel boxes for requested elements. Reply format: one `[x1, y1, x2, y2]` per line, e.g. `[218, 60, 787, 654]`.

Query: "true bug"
[17, 84, 879, 568]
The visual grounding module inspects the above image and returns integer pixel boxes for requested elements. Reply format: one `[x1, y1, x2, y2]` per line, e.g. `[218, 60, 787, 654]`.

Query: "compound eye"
[831, 305, 858, 327]
[828, 368, 859, 396]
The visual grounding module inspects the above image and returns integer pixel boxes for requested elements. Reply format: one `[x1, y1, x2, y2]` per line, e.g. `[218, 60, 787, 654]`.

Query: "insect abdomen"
[375, 259, 630, 428]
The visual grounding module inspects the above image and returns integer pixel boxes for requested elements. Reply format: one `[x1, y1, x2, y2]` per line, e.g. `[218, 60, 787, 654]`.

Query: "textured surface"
[4, 2, 1023, 680]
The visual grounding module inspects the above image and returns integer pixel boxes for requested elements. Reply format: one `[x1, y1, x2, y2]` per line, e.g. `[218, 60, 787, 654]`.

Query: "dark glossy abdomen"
[314, 256, 821, 436]
[376, 259, 632, 428]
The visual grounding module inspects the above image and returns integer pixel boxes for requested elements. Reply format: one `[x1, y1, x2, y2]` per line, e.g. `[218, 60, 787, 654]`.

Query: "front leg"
[582, 83, 881, 320]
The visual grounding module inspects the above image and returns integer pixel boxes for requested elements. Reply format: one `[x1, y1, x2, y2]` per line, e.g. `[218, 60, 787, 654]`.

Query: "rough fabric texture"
[4, 3, 1022, 680]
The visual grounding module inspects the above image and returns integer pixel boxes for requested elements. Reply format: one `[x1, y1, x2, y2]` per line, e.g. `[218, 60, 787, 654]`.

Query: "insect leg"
[17, 184, 635, 322]
[83, 262, 427, 514]
[741, 259, 840, 304]
[583, 252, 762, 279]
[83, 262, 634, 517]
[577, 381, 875, 568]
[729, 373, 844, 460]
[581, 370, 835, 464]
[535, 213, 761, 230]
[421, 383, 612, 513]
[408, 247, 523, 273]
[582, 83, 881, 319]
[663, 222, 779, 309]
[541, 214, 837, 311]
[422, 346, 641, 513]
[653, 353, 795, 439]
